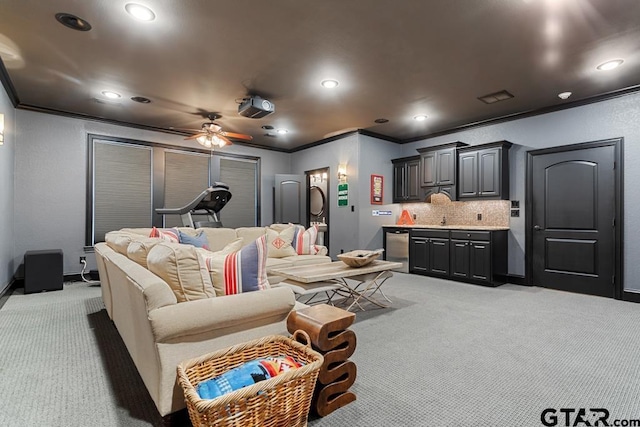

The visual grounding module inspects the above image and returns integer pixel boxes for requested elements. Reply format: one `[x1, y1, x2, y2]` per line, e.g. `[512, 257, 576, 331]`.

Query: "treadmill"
[155, 182, 232, 228]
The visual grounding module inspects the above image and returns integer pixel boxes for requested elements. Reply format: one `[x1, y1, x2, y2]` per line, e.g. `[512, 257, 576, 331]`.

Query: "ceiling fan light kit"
[184, 114, 253, 149]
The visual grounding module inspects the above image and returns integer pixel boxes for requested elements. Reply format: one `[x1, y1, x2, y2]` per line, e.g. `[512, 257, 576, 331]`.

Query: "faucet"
[440, 216, 446, 226]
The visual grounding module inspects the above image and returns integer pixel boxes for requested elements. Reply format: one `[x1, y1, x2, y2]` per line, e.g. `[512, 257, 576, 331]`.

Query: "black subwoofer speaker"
[24, 250, 64, 294]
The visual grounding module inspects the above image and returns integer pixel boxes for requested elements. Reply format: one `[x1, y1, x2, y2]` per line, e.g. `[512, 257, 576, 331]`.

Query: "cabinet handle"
[534, 225, 542, 231]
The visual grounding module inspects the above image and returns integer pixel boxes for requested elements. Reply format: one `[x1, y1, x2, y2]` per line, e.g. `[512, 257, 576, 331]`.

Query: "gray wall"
[290, 133, 361, 258]
[357, 134, 402, 250]
[291, 133, 402, 257]
[0, 85, 15, 294]
[399, 92, 640, 292]
[13, 110, 289, 275]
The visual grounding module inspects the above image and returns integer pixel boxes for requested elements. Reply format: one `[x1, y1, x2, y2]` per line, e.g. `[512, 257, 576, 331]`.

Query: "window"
[91, 140, 152, 243]
[218, 157, 258, 228]
[163, 151, 210, 228]
[87, 135, 260, 245]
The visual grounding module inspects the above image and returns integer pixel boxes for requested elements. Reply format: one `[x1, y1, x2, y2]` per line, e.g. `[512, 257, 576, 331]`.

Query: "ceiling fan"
[183, 114, 253, 149]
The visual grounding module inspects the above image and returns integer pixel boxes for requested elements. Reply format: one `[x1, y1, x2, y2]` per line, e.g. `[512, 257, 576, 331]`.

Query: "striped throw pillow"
[149, 226, 180, 243]
[206, 236, 270, 296]
[292, 225, 319, 255]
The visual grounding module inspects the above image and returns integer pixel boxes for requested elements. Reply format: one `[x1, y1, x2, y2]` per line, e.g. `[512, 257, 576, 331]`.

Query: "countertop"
[382, 224, 510, 230]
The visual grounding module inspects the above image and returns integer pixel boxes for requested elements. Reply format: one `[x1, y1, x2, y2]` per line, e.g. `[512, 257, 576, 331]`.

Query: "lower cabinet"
[409, 230, 450, 277]
[410, 228, 507, 286]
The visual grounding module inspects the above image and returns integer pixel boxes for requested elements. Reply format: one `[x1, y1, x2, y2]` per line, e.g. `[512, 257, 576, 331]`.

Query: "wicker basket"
[177, 331, 323, 427]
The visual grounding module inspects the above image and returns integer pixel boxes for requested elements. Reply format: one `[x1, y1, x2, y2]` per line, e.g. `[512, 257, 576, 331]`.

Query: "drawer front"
[450, 230, 491, 241]
[411, 229, 450, 239]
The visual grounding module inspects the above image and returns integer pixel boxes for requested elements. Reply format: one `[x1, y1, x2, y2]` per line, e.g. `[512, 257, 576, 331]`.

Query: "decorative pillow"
[179, 230, 210, 250]
[146, 242, 215, 302]
[197, 238, 244, 266]
[149, 227, 179, 243]
[292, 225, 320, 255]
[265, 226, 297, 258]
[205, 236, 270, 296]
[127, 237, 164, 268]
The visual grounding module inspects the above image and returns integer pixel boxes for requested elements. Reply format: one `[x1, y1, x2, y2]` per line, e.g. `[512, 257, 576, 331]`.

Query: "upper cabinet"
[392, 156, 422, 203]
[417, 142, 468, 201]
[458, 141, 512, 200]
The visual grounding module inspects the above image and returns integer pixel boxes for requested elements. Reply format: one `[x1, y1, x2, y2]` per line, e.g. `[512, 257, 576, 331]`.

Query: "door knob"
[533, 225, 541, 231]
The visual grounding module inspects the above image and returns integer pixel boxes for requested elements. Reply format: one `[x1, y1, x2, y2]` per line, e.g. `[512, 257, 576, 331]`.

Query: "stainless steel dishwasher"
[384, 228, 409, 273]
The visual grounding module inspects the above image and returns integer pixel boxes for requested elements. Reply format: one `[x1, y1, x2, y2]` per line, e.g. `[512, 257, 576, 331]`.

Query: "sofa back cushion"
[105, 231, 143, 255]
[265, 226, 297, 258]
[203, 236, 270, 296]
[198, 228, 241, 252]
[146, 242, 215, 302]
[127, 237, 164, 268]
[235, 227, 267, 246]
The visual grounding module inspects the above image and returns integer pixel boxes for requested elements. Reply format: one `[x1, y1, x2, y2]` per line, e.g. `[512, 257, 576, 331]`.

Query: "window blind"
[163, 151, 210, 228]
[93, 141, 152, 243]
[219, 158, 257, 228]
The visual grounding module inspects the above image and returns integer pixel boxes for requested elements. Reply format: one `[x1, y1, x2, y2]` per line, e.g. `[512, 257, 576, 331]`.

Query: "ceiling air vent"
[478, 90, 514, 105]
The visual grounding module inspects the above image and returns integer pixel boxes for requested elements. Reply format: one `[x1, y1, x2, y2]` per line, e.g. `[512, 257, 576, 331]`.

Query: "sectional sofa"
[94, 225, 331, 417]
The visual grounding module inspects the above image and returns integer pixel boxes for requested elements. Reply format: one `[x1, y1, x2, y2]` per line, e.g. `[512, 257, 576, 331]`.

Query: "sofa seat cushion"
[282, 254, 333, 267]
[198, 228, 241, 252]
[147, 242, 215, 302]
[265, 257, 294, 269]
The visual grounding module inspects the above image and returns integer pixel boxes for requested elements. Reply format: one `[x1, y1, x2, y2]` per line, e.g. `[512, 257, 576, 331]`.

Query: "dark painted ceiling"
[1, 0, 639, 152]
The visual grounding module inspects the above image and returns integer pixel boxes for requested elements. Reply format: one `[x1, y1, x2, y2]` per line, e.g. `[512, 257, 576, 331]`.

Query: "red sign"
[371, 174, 383, 205]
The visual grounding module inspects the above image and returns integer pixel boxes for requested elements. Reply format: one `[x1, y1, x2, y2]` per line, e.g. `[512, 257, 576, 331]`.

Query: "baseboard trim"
[0, 278, 16, 310]
[622, 291, 640, 303]
[497, 274, 527, 285]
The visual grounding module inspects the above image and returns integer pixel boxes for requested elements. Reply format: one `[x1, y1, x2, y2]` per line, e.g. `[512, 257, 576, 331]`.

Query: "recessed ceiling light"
[131, 96, 151, 103]
[101, 91, 121, 99]
[413, 115, 428, 121]
[374, 118, 389, 124]
[321, 79, 339, 89]
[55, 13, 92, 31]
[125, 3, 156, 21]
[596, 59, 623, 71]
[558, 92, 572, 100]
[276, 128, 288, 134]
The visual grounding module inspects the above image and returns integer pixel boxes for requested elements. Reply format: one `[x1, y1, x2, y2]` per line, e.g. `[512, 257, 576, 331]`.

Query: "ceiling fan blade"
[184, 133, 207, 140]
[222, 131, 253, 141]
[218, 135, 234, 147]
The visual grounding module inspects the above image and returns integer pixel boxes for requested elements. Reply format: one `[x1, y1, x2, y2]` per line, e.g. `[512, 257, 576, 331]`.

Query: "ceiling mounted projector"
[238, 96, 275, 119]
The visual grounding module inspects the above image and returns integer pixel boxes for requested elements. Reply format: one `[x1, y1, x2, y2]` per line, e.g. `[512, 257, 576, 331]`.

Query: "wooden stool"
[287, 304, 356, 417]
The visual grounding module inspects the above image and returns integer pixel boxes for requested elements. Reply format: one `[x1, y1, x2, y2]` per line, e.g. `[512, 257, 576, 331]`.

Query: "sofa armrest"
[148, 286, 296, 343]
[315, 245, 328, 256]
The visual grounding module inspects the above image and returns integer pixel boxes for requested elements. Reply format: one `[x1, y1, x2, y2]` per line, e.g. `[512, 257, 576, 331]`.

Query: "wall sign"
[371, 174, 383, 205]
[372, 210, 392, 216]
[337, 183, 349, 207]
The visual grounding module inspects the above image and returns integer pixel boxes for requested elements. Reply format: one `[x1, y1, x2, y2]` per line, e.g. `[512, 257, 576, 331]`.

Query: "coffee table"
[269, 260, 402, 311]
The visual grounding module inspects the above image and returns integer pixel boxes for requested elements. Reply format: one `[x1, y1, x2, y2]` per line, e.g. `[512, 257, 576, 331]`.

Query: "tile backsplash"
[401, 193, 510, 227]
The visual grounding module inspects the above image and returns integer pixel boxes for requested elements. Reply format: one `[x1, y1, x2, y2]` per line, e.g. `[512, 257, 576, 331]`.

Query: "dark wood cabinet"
[409, 230, 450, 277]
[417, 142, 468, 201]
[392, 156, 421, 203]
[458, 141, 512, 200]
[409, 228, 508, 286]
